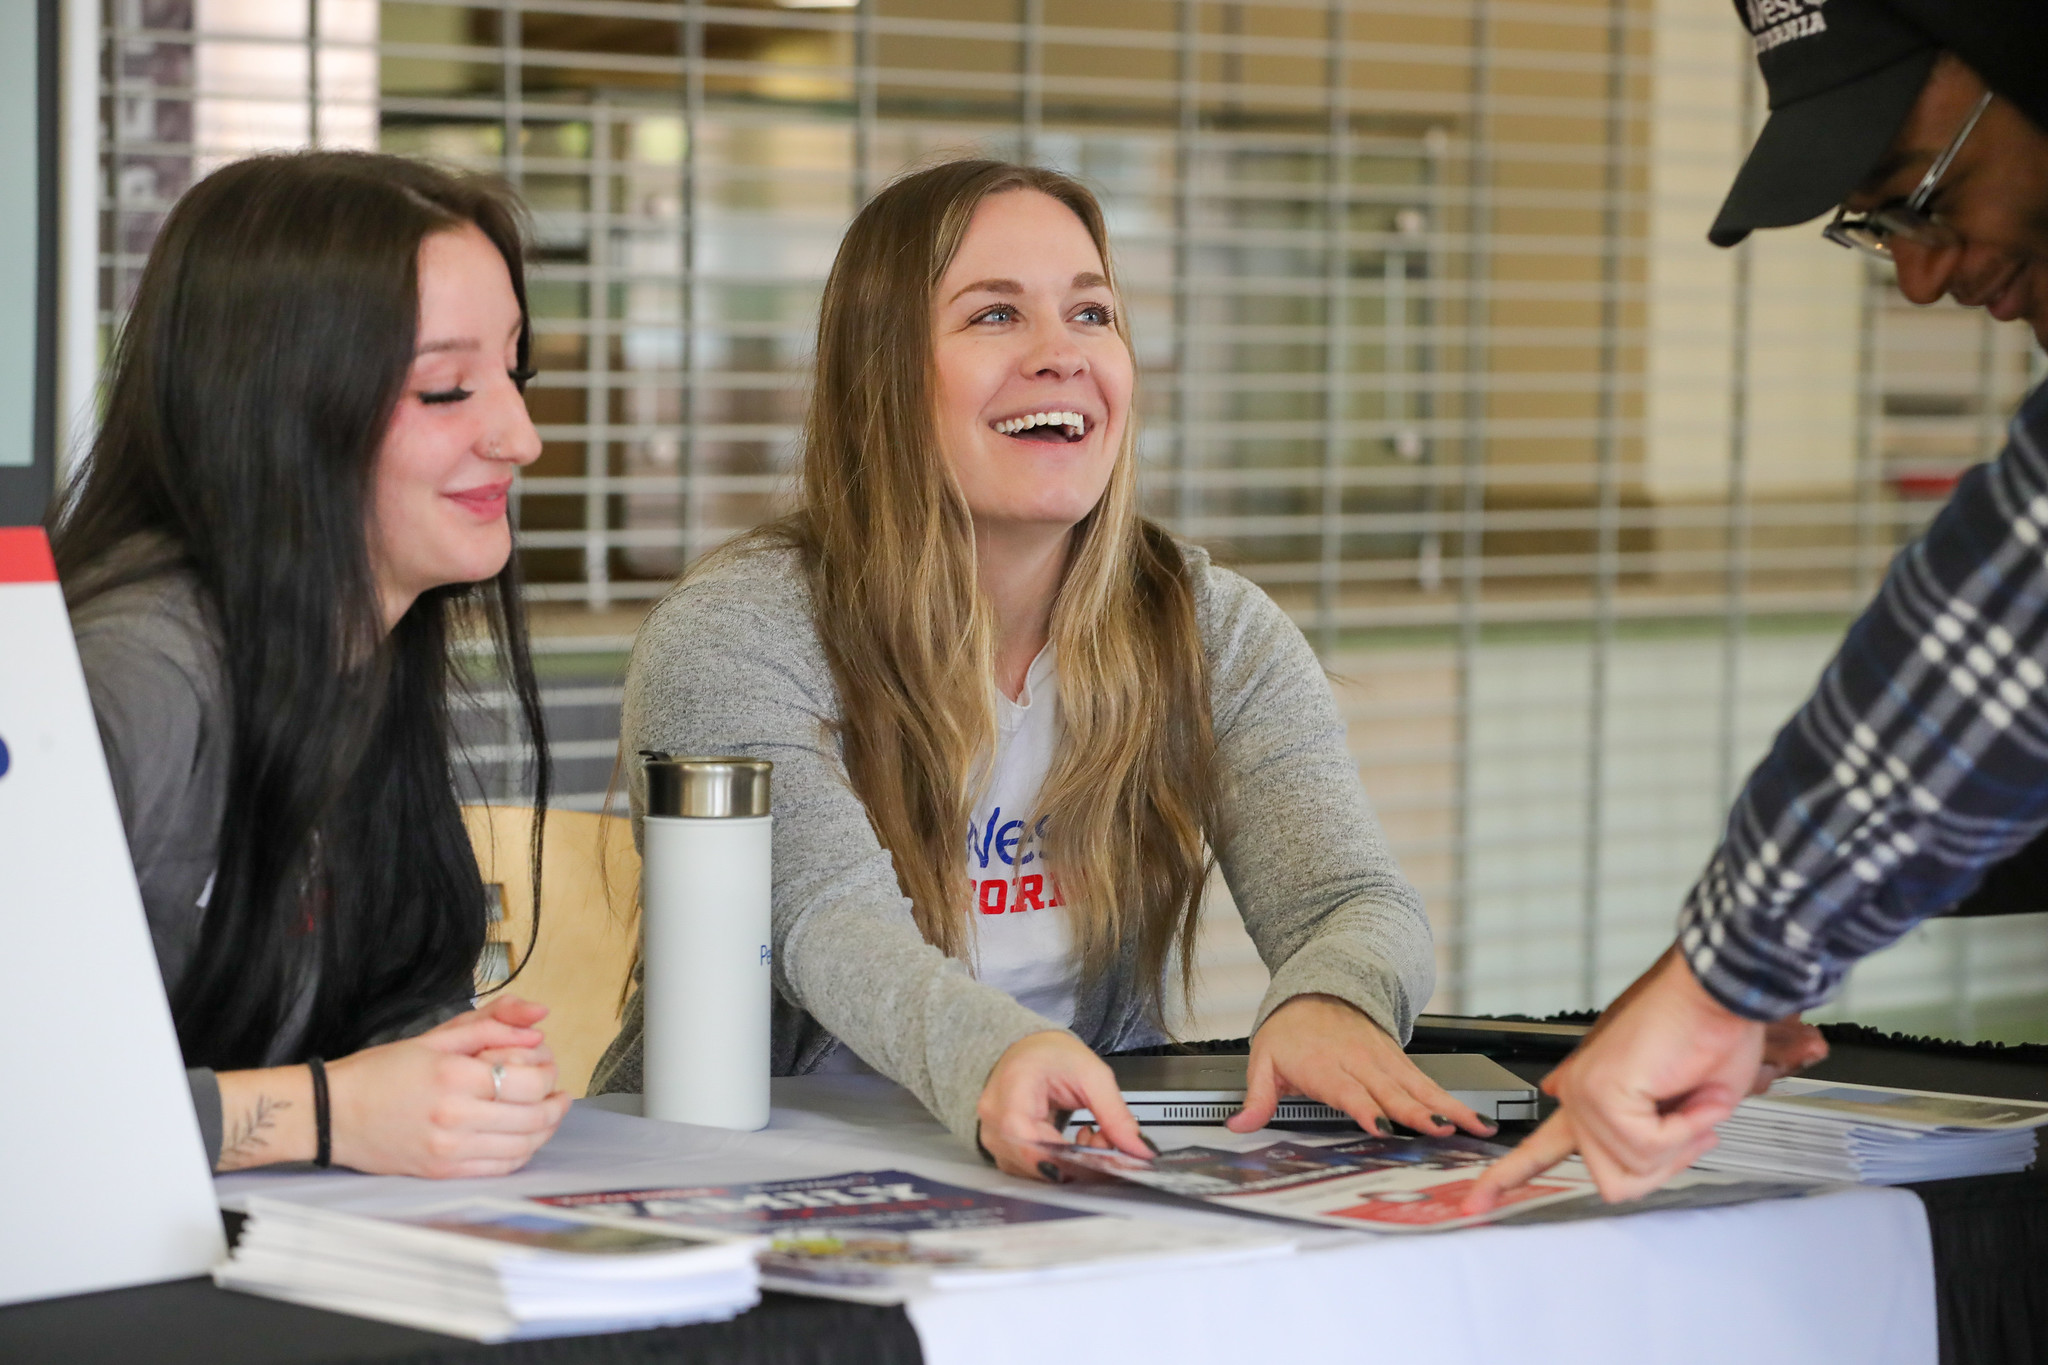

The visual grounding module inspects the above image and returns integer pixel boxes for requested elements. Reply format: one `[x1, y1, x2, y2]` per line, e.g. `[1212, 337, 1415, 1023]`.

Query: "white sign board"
[0, 527, 224, 1306]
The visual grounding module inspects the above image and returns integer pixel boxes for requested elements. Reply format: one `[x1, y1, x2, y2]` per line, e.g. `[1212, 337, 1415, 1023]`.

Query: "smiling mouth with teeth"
[991, 410, 1089, 444]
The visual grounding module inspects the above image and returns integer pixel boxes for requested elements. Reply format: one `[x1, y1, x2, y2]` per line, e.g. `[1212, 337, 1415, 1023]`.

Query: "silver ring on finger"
[491, 1063, 506, 1102]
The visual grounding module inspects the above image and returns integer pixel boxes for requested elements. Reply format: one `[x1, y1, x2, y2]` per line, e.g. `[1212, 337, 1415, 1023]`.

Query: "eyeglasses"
[1823, 90, 1993, 260]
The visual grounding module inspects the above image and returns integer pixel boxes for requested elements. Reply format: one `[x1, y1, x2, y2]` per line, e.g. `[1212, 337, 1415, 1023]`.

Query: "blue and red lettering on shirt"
[975, 871, 1064, 915]
[967, 805, 1063, 915]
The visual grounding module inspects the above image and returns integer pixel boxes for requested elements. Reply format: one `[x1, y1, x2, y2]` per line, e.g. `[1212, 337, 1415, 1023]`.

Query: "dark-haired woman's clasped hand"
[1226, 994, 1497, 1140]
[326, 995, 571, 1178]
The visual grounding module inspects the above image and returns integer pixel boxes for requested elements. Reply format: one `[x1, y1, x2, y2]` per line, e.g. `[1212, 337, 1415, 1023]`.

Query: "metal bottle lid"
[640, 753, 772, 818]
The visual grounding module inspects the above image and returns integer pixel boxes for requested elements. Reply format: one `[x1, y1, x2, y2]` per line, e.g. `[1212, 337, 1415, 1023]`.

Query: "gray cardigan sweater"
[591, 541, 1435, 1144]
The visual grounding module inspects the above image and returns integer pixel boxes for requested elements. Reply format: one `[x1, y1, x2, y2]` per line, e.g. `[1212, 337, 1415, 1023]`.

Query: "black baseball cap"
[1709, 0, 1938, 248]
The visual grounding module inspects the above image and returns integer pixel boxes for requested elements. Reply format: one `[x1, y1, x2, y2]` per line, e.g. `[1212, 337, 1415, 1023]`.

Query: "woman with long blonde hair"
[593, 159, 1491, 1176]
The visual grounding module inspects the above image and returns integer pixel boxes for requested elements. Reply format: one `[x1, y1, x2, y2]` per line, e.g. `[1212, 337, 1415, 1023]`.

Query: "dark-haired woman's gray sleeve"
[1197, 563, 1436, 1043]
[73, 585, 231, 1168]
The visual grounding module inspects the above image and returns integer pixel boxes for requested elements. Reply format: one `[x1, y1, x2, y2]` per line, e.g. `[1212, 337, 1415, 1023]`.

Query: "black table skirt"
[1806, 1027, 2048, 1363]
[1909, 1170, 2048, 1365]
[0, 1278, 921, 1365]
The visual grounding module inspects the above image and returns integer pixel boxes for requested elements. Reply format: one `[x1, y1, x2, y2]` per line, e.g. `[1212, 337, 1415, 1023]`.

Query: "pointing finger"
[1463, 1111, 1579, 1215]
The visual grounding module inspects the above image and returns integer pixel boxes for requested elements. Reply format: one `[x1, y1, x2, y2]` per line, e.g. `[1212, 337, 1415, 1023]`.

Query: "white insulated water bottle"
[639, 753, 773, 1130]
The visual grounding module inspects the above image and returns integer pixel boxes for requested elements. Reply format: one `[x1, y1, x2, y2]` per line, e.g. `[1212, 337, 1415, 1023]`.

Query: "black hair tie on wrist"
[308, 1057, 332, 1169]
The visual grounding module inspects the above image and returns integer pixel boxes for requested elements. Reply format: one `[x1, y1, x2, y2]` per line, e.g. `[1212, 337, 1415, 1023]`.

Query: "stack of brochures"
[216, 1196, 760, 1341]
[1694, 1077, 2048, 1184]
[533, 1169, 1295, 1303]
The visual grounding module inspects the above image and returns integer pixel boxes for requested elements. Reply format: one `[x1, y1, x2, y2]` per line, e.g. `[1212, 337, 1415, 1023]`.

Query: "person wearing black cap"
[1466, 0, 2048, 1210]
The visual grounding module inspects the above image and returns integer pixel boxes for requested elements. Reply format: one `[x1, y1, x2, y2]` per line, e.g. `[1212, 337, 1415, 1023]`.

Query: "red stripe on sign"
[0, 527, 57, 583]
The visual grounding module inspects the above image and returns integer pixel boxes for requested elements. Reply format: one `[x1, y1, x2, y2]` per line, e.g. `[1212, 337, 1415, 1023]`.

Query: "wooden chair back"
[462, 804, 640, 1098]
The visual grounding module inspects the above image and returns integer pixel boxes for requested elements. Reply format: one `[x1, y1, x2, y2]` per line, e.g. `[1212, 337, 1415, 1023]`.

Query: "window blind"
[98, 0, 2048, 1037]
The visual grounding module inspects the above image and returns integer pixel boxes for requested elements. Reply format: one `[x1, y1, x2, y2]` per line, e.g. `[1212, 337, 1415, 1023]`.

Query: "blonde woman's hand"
[326, 995, 572, 1178]
[976, 1030, 1153, 1180]
[1227, 993, 1496, 1139]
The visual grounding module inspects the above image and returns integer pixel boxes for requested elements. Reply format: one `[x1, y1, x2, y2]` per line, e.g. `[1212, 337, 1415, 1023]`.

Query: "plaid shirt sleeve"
[1678, 379, 2048, 1021]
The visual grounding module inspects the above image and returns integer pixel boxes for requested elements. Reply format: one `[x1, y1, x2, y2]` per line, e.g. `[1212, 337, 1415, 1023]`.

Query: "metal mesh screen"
[94, 0, 2048, 1036]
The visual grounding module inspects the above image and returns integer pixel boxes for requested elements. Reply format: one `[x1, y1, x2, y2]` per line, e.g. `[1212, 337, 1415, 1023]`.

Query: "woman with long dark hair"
[53, 151, 568, 1176]
[593, 160, 1496, 1178]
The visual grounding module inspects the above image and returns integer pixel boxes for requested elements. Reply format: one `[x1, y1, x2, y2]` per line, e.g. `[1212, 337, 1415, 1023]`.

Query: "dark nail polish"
[1037, 1160, 1064, 1183]
[1141, 1134, 1161, 1156]
[1431, 1115, 1450, 1128]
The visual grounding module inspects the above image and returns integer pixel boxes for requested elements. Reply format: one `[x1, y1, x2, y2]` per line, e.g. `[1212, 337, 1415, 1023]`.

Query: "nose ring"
[487, 439, 503, 460]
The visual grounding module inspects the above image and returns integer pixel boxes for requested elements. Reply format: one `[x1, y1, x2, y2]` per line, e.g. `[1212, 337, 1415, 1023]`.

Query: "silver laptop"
[1075, 1052, 1540, 1125]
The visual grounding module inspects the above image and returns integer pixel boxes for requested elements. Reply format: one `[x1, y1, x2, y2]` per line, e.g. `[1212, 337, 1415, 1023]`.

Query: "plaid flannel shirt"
[1678, 377, 2048, 1021]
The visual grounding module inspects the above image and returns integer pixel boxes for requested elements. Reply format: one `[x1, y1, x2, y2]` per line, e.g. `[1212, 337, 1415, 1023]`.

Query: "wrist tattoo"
[217, 1093, 291, 1171]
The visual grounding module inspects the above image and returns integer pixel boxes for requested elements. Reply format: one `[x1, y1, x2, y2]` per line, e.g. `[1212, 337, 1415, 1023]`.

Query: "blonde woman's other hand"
[977, 1030, 1152, 1180]
[1228, 994, 1495, 1139]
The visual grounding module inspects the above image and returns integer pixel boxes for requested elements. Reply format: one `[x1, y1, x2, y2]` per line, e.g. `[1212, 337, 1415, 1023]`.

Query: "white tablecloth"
[216, 1075, 1937, 1365]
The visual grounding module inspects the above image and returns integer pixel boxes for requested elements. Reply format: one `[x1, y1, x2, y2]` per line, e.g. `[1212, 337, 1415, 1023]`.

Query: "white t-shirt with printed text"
[965, 646, 1077, 1028]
